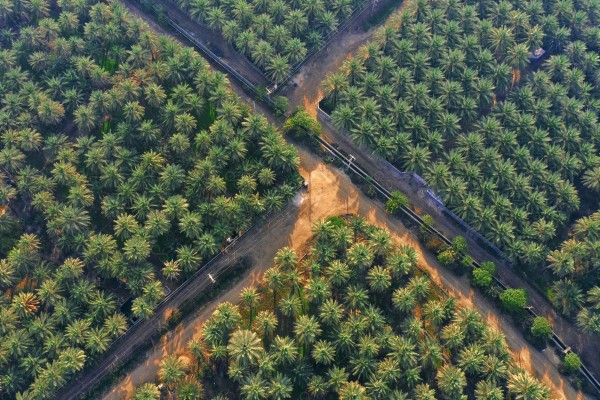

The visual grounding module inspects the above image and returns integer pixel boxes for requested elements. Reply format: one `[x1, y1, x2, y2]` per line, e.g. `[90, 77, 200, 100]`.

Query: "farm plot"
[172, 0, 371, 85]
[129, 216, 552, 400]
[321, 0, 600, 333]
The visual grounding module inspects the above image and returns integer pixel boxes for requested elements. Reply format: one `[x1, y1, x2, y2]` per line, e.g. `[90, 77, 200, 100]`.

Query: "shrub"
[480, 261, 496, 274]
[437, 248, 457, 268]
[472, 268, 493, 288]
[562, 353, 582, 375]
[419, 214, 435, 239]
[385, 191, 408, 214]
[459, 255, 474, 269]
[283, 108, 321, 140]
[500, 288, 528, 314]
[273, 96, 289, 115]
[452, 236, 468, 253]
[530, 316, 552, 340]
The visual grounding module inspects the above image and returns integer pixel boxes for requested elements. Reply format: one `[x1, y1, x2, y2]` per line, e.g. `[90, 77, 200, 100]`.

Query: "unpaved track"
[79, 2, 594, 400]
[103, 147, 588, 400]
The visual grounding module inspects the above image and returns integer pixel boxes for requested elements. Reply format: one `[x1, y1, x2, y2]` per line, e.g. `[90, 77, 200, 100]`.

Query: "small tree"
[437, 248, 457, 268]
[283, 108, 321, 140]
[472, 268, 493, 288]
[385, 191, 408, 214]
[530, 316, 552, 340]
[562, 353, 582, 375]
[480, 261, 496, 274]
[500, 288, 528, 314]
[419, 214, 435, 239]
[452, 236, 468, 253]
[459, 255, 474, 269]
[273, 96, 289, 116]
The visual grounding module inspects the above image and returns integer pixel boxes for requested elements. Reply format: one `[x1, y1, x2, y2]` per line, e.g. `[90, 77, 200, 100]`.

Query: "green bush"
[562, 353, 582, 375]
[500, 288, 528, 314]
[460, 255, 474, 269]
[472, 268, 493, 288]
[437, 248, 457, 268]
[385, 191, 408, 214]
[530, 316, 552, 340]
[452, 236, 468, 253]
[480, 261, 496, 274]
[283, 108, 321, 140]
[273, 95, 289, 115]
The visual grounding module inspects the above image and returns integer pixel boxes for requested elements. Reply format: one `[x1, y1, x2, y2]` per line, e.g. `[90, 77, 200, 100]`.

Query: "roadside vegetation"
[0, 0, 300, 396]
[172, 0, 370, 84]
[322, 0, 600, 333]
[130, 216, 551, 400]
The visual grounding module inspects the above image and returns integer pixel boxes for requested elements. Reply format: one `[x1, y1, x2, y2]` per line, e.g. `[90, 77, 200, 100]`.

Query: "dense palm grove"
[132, 217, 550, 400]
[173, 0, 368, 83]
[548, 212, 600, 334]
[0, 0, 299, 396]
[322, 0, 600, 332]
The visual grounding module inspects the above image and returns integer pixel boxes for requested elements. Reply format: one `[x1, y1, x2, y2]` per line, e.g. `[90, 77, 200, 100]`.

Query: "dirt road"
[75, 2, 594, 400]
[102, 147, 587, 400]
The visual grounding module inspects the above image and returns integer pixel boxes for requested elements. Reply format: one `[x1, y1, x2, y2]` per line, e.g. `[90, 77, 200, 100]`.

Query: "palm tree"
[550, 279, 584, 316]
[11, 292, 40, 318]
[338, 381, 368, 400]
[254, 310, 278, 338]
[294, 314, 322, 352]
[268, 372, 293, 400]
[264, 267, 285, 312]
[228, 329, 263, 367]
[241, 287, 260, 328]
[241, 373, 268, 400]
[272, 335, 299, 366]
[367, 266, 392, 293]
[159, 354, 187, 393]
[131, 383, 160, 400]
[507, 371, 550, 400]
[436, 364, 466, 399]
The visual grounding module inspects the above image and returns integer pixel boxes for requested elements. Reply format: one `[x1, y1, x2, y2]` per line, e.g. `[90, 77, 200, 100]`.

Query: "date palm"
[507, 371, 550, 400]
[228, 329, 263, 367]
[131, 383, 161, 400]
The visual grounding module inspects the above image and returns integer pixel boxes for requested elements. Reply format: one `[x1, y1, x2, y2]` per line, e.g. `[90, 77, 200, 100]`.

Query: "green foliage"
[452, 236, 468, 254]
[175, 0, 368, 81]
[385, 191, 408, 214]
[283, 108, 322, 140]
[472, 267, 493, 288]
[273, 95, 289, 116]
[500, 289, 528, 314]
[531, 317, 553, 340]
[562, 353, 582, 375]
[437, 248, 457, 268]
[131, 219, 549, 399]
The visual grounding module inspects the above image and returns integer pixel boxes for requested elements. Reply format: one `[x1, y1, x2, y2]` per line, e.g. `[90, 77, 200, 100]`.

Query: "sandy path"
[103, 146, 587, 400]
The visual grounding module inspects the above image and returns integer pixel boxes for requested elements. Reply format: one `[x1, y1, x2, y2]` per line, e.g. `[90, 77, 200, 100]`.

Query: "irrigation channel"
[315, 135, 600, 396]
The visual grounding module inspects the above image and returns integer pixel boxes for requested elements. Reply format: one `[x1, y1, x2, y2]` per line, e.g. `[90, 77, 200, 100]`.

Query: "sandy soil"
[102, 146, 587, 400]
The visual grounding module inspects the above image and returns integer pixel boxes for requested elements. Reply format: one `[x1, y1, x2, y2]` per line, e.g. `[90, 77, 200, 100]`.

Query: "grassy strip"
[83, 258, 252, 399]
